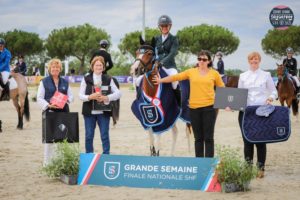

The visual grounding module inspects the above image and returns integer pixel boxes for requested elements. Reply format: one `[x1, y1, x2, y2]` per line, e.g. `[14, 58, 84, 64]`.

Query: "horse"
[111, 77, 120, 127]
[276, 63, 299, 117]
[130, 37, 192, 156]
[223, 75, 239, 88]
[0, 72, 30, 131]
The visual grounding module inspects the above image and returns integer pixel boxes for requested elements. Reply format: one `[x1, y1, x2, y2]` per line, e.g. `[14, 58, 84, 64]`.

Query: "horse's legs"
[170, 124, 178, 156]
[18, 95, 26, 129]
[153, 133, 161, 156]
[279, 98, 285, 106]
[0, 120, 2, 133]
[12, 97, 22, 129]
[148, 129, 156, 156]
[148, 129, 161, 156]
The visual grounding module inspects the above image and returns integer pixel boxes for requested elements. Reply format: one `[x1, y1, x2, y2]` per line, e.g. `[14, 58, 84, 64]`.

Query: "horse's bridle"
[277, 64, 289, 82]
[135, 48, 155, 69]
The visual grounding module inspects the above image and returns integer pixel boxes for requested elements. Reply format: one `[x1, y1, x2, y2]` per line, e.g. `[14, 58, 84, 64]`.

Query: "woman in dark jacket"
[37, 58, 74, 166]
[79, 56, 121, 154]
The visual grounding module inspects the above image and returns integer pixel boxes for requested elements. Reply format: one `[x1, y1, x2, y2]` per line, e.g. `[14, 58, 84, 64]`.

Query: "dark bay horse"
[276, 63, 299, 117]
[130, 38, 192, 156]
[223, 75, 239, 88]
[0, 72, 30, 132]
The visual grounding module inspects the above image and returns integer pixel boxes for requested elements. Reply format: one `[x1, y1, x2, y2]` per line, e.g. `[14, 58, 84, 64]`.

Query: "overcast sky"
[0, 0, 299, 71]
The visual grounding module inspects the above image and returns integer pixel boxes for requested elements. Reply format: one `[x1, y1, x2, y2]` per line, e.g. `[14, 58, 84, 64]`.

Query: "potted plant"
[42, 140, 80, 185]
[215, 145, 258, 192]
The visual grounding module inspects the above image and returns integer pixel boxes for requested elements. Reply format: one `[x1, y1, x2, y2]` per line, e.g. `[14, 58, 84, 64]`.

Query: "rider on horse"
[153, 15, 181, 105]
[0, 38, 11, 101]
[282, 47, 300, 96]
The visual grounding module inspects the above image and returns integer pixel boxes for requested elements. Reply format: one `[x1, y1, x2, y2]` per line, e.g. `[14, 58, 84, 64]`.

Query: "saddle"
[242, 105, 291, 143]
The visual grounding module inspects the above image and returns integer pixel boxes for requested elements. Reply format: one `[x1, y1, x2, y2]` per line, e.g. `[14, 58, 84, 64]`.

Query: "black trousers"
[238, 111, 266, 170]
[190, 105, 217, 158]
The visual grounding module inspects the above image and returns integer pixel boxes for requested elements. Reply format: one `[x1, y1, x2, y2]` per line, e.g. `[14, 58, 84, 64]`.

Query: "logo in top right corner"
[269, 5, 294, 30]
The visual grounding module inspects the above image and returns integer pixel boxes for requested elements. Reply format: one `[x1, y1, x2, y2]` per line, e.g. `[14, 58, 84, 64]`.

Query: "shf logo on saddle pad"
[78, 154, 221, 191]
[139, 104, 164, 127]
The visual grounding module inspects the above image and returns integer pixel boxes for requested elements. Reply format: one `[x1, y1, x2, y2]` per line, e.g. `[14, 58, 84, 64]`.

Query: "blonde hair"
[248, 52, 261, 61]
[90, 56, 105, 71]
[48, 58, 62, 73]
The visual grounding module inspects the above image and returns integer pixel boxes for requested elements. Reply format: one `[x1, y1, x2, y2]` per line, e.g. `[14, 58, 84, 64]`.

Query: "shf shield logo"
[228, 95, 234, 102]
[277, 127, 286, 136]
[104, 162, 120, 180]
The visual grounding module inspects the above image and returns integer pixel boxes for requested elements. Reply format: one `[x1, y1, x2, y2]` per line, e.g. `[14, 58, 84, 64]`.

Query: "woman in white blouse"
[238, 52, 277, 178]
[79, 56, 121, 154]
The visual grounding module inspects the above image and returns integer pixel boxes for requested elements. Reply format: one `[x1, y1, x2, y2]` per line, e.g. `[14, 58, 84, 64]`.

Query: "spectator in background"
[90, 40, 113, 74]
[15, 55, 27, 76]
[216, 51, 225, 76]
[70, 68, 75, 75]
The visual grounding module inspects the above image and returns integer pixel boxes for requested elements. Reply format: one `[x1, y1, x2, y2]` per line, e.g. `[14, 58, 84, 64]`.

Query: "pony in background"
[276, 63, 299, 118]
[0, 71, 30, 132]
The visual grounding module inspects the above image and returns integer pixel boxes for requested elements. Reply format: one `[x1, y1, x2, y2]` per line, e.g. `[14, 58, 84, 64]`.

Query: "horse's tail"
[24, 92, 30, 121]
[292, 98, 299, 116]
[111, 77, 120, 126]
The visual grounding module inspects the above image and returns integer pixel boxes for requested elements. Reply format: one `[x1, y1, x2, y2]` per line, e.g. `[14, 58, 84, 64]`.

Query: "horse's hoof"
[150, 146, 156, 156]
[17, 126, 23, 130]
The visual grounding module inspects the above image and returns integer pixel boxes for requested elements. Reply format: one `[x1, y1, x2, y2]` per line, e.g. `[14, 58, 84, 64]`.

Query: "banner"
[26, 75, 133, 85]
[78, 154, 221, 191]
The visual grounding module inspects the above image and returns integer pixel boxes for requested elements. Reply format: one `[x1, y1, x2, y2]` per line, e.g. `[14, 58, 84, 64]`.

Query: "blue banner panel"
[78, 154, 220, 191]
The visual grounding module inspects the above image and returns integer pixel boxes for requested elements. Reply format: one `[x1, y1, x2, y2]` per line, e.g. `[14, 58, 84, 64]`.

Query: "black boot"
[173, 86, 181, 107]
[0, 82, 10, 101]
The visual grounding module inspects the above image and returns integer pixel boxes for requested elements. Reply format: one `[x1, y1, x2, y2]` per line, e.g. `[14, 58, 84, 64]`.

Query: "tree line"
[1, 23, 299, 76]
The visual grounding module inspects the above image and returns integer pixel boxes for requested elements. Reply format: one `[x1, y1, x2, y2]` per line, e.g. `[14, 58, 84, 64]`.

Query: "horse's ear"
[276, 63, 280, 67]
[139, 35, 145, 45]
[151, 37, 156, 49]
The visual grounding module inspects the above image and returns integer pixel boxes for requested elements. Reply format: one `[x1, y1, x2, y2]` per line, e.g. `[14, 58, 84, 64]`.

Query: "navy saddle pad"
[242, 105, 291, 143]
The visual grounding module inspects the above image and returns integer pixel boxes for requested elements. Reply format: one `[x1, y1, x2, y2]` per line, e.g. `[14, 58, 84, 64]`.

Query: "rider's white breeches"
[1, 71, 9, 84]
[291, 76, 300, 87]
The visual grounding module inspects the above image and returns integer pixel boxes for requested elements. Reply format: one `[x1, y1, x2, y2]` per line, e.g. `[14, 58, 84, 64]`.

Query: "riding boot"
[0, 82, 10, 101]
[173, 86, 182, 107]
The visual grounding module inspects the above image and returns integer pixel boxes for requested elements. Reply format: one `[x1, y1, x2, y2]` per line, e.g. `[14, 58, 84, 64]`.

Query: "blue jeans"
[84, 113, 110, 154]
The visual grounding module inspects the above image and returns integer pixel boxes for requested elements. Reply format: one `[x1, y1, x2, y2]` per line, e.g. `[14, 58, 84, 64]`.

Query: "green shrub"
[216, 145, 258, 191]
[42, 140, 80, 178]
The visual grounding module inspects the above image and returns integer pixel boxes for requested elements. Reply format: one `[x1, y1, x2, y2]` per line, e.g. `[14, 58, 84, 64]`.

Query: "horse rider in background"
[153, 15, 181, 105]
[90, 39, 114, 74]
[0, 38, 11, 101]
[282, 47, 300, 98]
[14, 55, 27, 76]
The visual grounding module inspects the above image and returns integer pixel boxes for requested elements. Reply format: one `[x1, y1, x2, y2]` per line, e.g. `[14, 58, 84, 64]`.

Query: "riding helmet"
[216, 51, 223, 57]
[286, 47, 294, 54]
[0, 38, 5, 45]
[158, 15, 172, 26]
[99, 39, 109, 48]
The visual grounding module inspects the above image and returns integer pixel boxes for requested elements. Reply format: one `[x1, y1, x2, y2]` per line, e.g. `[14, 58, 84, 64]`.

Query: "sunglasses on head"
[197, 58, 209, 62]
